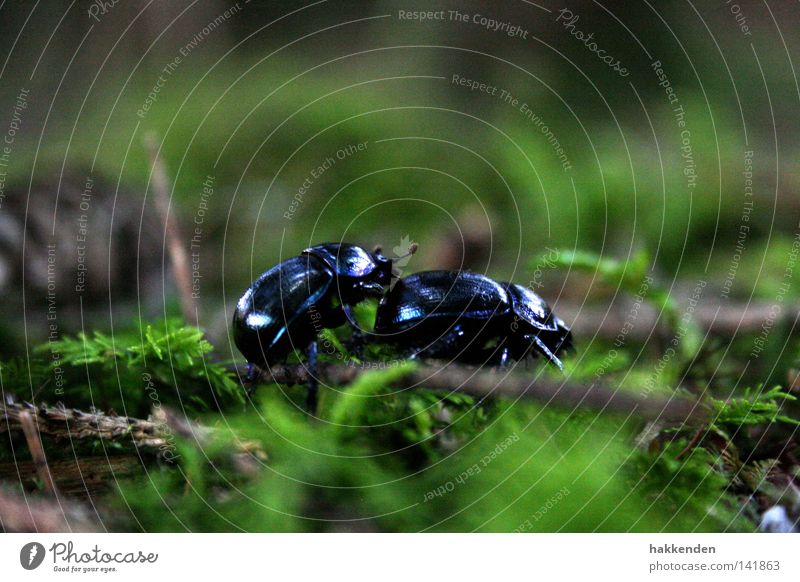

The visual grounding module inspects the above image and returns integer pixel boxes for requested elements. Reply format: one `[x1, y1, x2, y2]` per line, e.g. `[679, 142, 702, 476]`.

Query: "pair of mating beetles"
[233, 243, 572, 411]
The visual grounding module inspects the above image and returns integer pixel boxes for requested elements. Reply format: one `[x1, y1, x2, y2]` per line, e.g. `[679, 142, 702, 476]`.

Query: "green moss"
[3, 312, 797, 532]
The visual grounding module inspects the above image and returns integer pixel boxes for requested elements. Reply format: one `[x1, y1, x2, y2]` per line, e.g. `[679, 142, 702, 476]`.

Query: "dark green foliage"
[0, 357, 49, 399]
[103, 359, 773, 532]
[627, 443, 750, 532]
[710, 386, 800, 428]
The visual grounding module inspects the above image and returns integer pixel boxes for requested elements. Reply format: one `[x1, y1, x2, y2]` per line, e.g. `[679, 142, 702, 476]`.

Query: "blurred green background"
[2, 0, 797, 312]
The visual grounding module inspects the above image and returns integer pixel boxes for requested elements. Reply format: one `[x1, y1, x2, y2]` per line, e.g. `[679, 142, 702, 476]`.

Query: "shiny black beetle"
[233, 243, 394, 410]
[373, 270, 572, 368]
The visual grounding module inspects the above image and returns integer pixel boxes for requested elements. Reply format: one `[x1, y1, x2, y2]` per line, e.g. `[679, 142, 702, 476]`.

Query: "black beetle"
[373, 270, 572, 368]
[233, 243, 395, 410]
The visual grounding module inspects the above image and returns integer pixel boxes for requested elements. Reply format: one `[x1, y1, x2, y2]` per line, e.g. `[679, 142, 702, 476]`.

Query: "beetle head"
[368, 247, 394, 286]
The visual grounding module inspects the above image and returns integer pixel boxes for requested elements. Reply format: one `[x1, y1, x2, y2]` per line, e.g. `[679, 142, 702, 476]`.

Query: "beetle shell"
[233, 255, 344, 368]
[233, 242, 397, 373]
[303, 242, 393, 303]
[373, 271, 512, 361]
[303, 243, 389, 279]
[374, 270, 571, 367]
[374, 270, 510, 333]
[502, 283, 557, 331]
[502, 282, 573, 358]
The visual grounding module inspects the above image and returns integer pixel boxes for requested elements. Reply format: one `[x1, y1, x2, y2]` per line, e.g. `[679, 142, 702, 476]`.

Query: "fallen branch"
[0, 403, 267, 493]
[250, 362, 708, 424]
[0, 402, 262, 456]
[0, 402, 178, 450]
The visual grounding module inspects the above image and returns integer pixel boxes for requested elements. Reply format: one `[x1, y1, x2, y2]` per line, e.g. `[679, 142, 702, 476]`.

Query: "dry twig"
[250, 362, 708, 424]
[145, 134, 195, 324]
[18, 411, 58, 494]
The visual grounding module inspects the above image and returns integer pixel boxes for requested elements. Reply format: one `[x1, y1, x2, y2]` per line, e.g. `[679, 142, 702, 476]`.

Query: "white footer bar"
[2, 534, 795, 580]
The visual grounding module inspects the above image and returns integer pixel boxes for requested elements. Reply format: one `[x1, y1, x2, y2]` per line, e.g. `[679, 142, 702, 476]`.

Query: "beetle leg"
[342, 304, 364, 338]
[529, 334, 564, 370]
[479, 343, 511, 370]
[342, 304, 367, 358]
[342, 303, 360, 328]
[245, 363, 258, 399]
[306, 340, 319, 413]
[499, 346, 511, 368]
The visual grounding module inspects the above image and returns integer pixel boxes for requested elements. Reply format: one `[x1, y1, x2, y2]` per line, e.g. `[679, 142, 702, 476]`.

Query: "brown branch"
[559, 301, 800, 341]
[18, 411, 58, 495]
[145, 133, 195, 325]
[251, 362, 708, 425]
[675, 425, 706, 461]
[1, 401, 178, 451]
